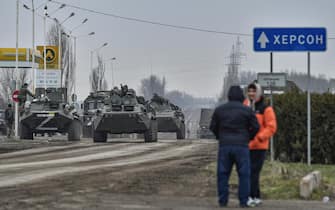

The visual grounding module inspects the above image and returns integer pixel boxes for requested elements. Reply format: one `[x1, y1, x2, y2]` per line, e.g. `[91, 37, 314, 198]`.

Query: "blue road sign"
[253, 28, 327, 52]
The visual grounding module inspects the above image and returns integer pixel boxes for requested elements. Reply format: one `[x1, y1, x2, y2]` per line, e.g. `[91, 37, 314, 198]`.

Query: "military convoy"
[19, 88, 81, 141]
[149, 94, 185, 139]
[14, 83, 187, 142]
[82, 86, 186, 143]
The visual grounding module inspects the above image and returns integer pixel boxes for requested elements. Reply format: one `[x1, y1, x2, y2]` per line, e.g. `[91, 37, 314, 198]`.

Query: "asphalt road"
[0, 138, 333, 210]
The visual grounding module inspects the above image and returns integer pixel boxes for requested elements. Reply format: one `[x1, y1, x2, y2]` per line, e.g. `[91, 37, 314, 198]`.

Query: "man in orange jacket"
[244, 83, 277, 206]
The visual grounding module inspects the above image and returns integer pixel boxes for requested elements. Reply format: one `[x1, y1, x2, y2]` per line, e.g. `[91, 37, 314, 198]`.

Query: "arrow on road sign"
[257, 32, 269, 49]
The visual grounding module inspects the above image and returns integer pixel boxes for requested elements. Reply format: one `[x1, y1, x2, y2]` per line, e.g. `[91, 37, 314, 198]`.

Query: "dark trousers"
[250, 150, 266, 198]
[217, 144, 250, 206]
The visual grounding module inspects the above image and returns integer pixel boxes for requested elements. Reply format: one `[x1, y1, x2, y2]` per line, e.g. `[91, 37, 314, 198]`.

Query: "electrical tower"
[220, 37, 246, 102]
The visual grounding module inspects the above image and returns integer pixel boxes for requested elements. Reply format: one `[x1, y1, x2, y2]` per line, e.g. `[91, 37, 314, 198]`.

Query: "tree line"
[219, 70, 335, 102]
[139, 75, 215, 109]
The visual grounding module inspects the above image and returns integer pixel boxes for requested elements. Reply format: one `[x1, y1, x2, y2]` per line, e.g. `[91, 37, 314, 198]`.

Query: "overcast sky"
[1, 0, 335, 100]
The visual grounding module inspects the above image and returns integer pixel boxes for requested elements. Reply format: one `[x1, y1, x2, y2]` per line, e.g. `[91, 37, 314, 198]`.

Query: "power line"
[48, 0, 335, 40]
[24, 0, 335, 40]
[49, 0, 252, 37]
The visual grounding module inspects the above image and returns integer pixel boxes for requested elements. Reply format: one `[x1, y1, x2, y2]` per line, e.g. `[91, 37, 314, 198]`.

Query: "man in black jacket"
[210, 86, 259, 208]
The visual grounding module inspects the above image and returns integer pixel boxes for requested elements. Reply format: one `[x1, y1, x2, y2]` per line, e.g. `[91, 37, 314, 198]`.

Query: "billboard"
[37, 46, 60, 69]
[0, 48, 42, 68]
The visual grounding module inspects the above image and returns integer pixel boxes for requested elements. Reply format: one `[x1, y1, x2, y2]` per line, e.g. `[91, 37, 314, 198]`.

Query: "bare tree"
[139, 74, 215, 108]
[140, 75, 166, 100]
[90, 54, 108, 92]
[0, 68, 30, 103]
[47, 23, 74, 98]
[286, 70, 332, 93]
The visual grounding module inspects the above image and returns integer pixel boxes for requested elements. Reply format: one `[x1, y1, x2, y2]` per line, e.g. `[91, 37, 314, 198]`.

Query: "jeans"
[250, 150, 266, 198]
[217, 144, 250, 206]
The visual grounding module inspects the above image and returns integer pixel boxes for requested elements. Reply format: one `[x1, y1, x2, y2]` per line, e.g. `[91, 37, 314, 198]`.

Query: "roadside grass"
[206, 161, 335, 200]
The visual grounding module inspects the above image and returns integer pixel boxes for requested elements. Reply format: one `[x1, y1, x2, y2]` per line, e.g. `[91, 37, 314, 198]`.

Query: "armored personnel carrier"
[19, 88, 81, 141]
[82, 91, 110, 138]
[149, 94, 185, 139]
[92, 85, 157, 143]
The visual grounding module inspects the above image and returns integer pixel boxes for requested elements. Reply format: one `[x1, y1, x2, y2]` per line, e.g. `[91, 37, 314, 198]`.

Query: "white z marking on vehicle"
[36, 115, 58, 131]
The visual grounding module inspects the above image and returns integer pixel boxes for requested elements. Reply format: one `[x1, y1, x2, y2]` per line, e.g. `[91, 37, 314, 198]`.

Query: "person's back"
[213, 101, 258, 147]
[210, 86, 259, 208]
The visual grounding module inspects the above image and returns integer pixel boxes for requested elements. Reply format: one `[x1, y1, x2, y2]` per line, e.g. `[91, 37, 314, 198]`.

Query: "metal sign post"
[258, 71, 287, 162]
[270, 52, 274, 162]
[15, 0, 19, 138]
[307, 52, 311, 165]
[254, 27, 327, 165]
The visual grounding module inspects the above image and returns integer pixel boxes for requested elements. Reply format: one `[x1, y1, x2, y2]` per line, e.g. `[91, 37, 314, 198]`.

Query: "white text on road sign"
[273, 34, 324, 45]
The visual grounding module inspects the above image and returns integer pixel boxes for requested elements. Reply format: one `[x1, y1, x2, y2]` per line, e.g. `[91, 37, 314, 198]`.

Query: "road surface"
[0, 138, 333, 210]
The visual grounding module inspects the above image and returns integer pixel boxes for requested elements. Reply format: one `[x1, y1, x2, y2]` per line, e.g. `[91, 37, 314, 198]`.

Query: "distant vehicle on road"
[149, 94, 185, 139]
[197, 108, 215, 139]
[19, 88, 81, 141]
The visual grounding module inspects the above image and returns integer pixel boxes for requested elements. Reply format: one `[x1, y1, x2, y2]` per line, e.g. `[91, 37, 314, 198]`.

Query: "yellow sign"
[37, 46, 60, 69]
[0, 48, 42, 68]
[0, 48, 27, 61]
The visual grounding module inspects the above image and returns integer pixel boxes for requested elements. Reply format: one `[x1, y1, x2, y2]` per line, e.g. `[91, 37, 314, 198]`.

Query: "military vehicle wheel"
[68, 120, 81, 141]
[20, 123, 33, 140]
[177, 123, 186, 140]
[93, 131, 107, 143]
[144, 120, 158, 143]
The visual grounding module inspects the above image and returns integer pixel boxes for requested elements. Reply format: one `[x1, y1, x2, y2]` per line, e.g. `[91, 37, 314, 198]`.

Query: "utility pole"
[43, 6, 47, 91]
[31, 0, 35, 93]
[270, 52, 274, 162]
[58, 21, 62, 89]
[71, 32, 94, 94]
[73, 36, 77, 94]
[111, 58, 115, 87]
[110, 57, 116, 87]
[307, 52, 311, 166]
[14, 0, 19, 138]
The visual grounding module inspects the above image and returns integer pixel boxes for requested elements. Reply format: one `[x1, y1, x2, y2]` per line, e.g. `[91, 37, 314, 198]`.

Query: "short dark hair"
[8, 104, 12, 108]
[248, 83, 257, 90]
